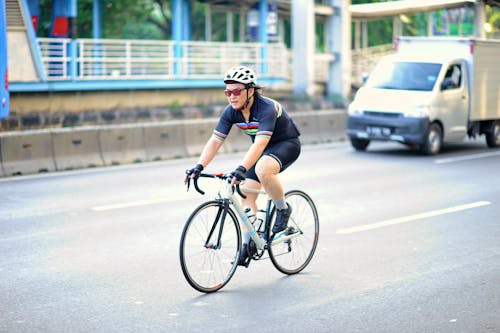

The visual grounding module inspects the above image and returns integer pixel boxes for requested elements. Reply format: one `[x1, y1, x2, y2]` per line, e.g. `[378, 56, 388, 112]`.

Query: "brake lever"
[235, 183, 247, 199]
[193, 176, 205, 195]
[185, 173, 191, 192]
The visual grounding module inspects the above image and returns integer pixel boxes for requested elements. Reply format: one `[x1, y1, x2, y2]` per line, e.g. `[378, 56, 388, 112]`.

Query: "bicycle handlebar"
[186, 172, 247, 199]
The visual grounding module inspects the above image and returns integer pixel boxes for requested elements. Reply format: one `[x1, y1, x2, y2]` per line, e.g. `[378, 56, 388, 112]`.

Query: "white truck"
[347, 37, 500, 155]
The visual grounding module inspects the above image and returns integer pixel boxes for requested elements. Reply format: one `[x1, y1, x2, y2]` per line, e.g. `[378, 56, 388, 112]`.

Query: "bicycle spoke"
[268, 190, 319, 275]
[180, 201, 241, 293]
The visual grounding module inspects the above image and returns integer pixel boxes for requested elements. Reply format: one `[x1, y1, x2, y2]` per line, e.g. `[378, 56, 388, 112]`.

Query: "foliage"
[35, 0, 499, 44]
[487, 6, 500, 31]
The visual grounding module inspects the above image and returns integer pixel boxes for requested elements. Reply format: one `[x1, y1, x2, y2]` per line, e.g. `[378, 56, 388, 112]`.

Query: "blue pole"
[68, 0, 78, 80]
[92, 0, 102, 75]
[182, 0, 191, 41]
[258, 0, 268, 76]
[92, 0, 101, 39]
[172, 0, 183, 75]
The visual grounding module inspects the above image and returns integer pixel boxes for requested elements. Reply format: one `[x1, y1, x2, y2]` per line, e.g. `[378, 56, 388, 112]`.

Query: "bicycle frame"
[239, 185, 304, 248]
[190, 174, 302, 251]
[219, 179, 267, 251]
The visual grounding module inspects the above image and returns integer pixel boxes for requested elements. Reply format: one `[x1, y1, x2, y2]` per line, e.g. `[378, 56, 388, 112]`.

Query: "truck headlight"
[403, 105, 430, 118]
[348, 106, 363, 117]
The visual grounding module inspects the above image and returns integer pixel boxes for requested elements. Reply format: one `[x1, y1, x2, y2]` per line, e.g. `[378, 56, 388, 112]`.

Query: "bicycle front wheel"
[179, 200, 241, 293]
[269, 190, 319, 275]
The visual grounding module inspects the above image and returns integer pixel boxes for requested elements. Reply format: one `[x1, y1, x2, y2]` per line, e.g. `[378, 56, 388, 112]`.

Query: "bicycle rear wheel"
[179, 200, 241, 293]
[269, 190, 319, 275]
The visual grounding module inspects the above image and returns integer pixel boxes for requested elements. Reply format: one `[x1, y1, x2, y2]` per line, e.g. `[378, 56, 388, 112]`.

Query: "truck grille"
[364, 111, 403, 118]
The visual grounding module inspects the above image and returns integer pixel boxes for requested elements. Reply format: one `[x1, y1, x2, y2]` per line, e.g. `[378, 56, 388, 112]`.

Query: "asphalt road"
[1, 139, 499, 333]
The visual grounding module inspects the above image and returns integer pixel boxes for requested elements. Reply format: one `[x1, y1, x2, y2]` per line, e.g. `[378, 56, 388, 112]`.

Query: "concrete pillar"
[239, 7, 246, 42]
[393, 16, 402, 38]
[474, 0, 486, 38]
[427, 12, 433, 36]
[361, 21, 367, 48]
[259, 0, 269, 75]
[205, 4, 211, 41]
[354, 21, 360, 50]
[292, 0, 315, 98]
[326, 0, 350, 104]
[227, 12, 233, 42]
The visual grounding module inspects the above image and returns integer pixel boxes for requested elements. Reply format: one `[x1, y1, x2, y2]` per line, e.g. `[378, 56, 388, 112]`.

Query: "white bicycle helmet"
[223, 65, 259, 87]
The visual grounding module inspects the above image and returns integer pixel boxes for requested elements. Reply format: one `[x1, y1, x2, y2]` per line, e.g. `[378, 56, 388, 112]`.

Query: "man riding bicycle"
[185, 65, 301, 266]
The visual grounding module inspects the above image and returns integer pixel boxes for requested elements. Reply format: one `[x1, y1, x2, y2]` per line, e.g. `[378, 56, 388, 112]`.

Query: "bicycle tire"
[268, 190, 319, 275]
[179, 200, 241, 293]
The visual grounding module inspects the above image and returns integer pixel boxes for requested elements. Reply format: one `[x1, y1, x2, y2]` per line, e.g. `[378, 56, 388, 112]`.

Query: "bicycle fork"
[203, 200, 230, 250]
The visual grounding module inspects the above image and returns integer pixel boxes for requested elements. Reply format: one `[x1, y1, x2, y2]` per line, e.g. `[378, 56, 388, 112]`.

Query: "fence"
[37, 38, 290, 81]
[37, 37, 392, 85]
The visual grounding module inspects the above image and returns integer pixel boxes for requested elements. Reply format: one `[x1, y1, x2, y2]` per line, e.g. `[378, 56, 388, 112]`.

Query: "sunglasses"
[224, 88, 244, 97]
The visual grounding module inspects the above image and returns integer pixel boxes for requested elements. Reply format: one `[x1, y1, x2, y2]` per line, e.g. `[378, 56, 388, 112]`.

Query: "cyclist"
[185, 65, 301, 266]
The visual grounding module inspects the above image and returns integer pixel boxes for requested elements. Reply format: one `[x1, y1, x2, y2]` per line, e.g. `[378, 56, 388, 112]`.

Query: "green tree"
[37, 0, 154, 38]
[487, 6, 500, 32]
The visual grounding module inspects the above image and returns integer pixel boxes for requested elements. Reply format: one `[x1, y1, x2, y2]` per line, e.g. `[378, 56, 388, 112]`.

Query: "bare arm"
[197, 136, 224, 168]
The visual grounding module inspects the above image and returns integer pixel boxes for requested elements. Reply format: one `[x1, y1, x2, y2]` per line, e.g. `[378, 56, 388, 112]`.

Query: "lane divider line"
[91, 194, 193, 211]
[92, 198, 176, 211]
[434, 151, 500, 164]
[336, 201, 491, 235]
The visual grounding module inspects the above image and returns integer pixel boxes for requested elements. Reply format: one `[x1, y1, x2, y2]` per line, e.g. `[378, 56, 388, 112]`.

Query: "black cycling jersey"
[213, 94, 300, 145]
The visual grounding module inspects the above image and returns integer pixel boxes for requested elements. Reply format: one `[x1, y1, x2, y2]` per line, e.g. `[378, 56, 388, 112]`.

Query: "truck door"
[437, 62, 468, 141]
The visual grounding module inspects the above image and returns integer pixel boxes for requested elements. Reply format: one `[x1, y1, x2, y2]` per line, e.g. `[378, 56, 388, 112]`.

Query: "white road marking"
[336, 201, 491, 235]
[91, 193, 193, 211]
[92, 198, 173, 211]
[434, 151, 500, 164]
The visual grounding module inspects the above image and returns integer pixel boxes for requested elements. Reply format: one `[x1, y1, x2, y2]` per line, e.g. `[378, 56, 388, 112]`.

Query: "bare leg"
[255, 155, 283, 201]
[240, 178, 261, 213]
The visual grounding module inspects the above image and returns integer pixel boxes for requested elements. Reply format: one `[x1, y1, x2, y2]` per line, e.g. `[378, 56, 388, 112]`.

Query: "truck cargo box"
[470, 39, 500, 121]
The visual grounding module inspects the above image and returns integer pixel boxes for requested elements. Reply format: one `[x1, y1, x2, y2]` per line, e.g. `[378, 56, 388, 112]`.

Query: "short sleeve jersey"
[213, 95, 300, 145]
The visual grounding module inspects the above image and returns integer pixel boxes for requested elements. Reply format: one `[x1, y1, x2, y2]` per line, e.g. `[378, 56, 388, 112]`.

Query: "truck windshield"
[366, 61, 442, 91]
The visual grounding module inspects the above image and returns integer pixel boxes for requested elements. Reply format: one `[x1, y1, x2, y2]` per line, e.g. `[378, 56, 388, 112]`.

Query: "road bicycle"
[180, 172, 319, 293]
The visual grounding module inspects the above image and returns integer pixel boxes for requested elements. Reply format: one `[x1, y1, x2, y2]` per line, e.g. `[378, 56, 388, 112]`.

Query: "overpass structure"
[3, 0, 493, 121]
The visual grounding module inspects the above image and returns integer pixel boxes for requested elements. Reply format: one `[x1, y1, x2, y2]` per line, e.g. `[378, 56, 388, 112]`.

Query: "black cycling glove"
[230, 165, 247, 183]
[186, 163, 204, 178]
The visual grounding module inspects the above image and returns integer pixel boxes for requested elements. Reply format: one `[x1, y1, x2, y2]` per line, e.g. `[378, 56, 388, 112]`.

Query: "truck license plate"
[367, 126, 391, 137]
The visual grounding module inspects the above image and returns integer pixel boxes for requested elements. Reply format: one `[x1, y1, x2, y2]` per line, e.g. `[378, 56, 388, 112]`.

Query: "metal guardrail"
[37, 38, 290, 81]
[37, 37, 392, 84]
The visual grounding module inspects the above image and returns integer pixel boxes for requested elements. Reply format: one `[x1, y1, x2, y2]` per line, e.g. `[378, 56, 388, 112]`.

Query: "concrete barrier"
[143, 121, 188, 161]
[291, 111, 322, 145]
[0, 130, 56, 176]
[99, 124, 147, 165]
[183, 118, 218, 156]
[0, 110, 347, 178]
[316, 110, 347, 142]
[52, 127, 104, 170]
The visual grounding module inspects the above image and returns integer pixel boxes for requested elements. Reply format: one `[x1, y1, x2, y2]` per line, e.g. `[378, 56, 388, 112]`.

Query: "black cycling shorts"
[246, 137, 301, 183]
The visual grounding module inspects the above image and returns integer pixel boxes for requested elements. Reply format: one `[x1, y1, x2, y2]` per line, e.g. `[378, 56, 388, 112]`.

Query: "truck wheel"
[350, 138, 370, 151]
[420, 123, 442, 155]
[485, 121, 500, 148]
